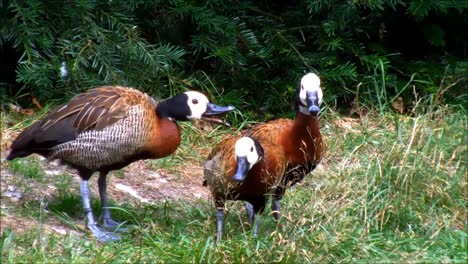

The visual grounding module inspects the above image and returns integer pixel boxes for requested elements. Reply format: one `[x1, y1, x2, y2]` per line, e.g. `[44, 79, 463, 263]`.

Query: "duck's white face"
[183, 91, 235, 126]
[158, 91, 234, 125]
[298, 73, 323, 115]
[299, 73, 323, 105]
[234, 137, 261, 170]
[184, 91, 211, 119]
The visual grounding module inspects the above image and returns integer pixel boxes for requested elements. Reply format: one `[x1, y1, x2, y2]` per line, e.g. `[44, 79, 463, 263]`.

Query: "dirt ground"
[0, 129, 211, 237]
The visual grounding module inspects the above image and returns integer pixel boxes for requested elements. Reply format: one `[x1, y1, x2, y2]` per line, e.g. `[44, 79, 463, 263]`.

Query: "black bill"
[306, 91, 320, 116]
[232, 156, 249, 182]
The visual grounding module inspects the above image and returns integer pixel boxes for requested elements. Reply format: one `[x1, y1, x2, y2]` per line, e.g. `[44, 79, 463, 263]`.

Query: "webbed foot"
[88, 224, 121, 243]
[102, 217, 129, 232]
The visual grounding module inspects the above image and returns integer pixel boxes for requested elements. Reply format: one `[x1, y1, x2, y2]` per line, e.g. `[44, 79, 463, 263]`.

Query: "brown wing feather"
[206, 136, 239, 161]
[42, 86, 145, 133]
[206, 119, 292, 163]
[245, 118, 292, 143]
[8, 86, 154, 159]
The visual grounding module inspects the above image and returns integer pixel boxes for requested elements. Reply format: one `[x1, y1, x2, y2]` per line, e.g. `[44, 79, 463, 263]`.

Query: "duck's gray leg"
[80, 179, 120, 243]
[98, 171, 127, 231]
[271, 199, 282, 221]
[246, 202, 254, 225]
[216, 208, 224, 243]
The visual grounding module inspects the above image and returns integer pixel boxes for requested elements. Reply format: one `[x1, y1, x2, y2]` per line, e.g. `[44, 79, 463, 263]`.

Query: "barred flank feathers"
[7, 87, 157, 168]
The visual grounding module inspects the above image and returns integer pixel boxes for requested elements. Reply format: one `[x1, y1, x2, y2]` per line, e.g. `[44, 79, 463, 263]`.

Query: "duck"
[6, 86, 235, 243]
[244, 72, 324, 222]
[203, 136, 286, 242]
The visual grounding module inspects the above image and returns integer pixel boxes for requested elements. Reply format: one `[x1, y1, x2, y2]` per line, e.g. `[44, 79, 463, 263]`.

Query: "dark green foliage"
[0, 0, 186, 104]
[0, 0, 467, 116]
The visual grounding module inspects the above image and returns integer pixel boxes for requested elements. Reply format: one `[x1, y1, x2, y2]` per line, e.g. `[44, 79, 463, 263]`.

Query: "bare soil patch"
[1, 127, 211, 236]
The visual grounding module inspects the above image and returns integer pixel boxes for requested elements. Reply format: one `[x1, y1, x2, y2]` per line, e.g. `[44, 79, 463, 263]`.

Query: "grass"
[9, 157, 45, 180]
[1, 103, 466, 263]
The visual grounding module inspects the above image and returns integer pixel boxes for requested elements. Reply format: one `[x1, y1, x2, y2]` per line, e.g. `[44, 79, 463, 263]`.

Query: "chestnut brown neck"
[281, 112, 323, 164]
[147, 117, 181, 159]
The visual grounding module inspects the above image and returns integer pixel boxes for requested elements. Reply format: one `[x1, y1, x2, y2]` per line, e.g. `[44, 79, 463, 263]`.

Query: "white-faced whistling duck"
[204, 136, 287, 242]
[244, 72, 324, 223]
[6, 86, 235, 243]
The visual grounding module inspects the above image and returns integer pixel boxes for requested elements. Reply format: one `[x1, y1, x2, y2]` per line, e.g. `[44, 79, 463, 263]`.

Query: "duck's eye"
[250, 147, 254, 152]
[192, 99, 199, 104]
[301, 85, 304, 90]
